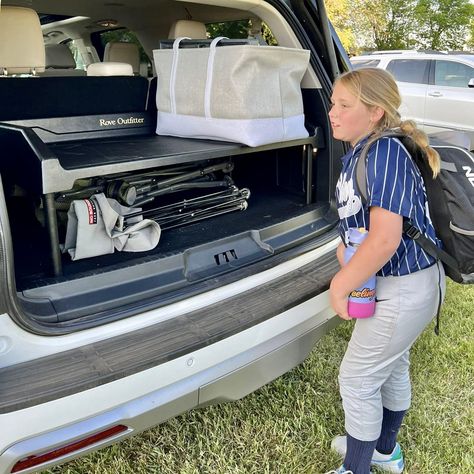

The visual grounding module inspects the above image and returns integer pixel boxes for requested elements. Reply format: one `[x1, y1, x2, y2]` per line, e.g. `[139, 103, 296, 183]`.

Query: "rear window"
[386, 59, 430, 84]
[39, 14, 72, 24]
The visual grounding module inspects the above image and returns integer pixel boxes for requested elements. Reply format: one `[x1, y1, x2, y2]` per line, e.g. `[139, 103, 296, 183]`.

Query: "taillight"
[11, 424, 128, 473]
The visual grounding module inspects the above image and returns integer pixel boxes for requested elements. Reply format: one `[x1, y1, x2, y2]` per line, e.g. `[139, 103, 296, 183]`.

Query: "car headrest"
[45, 44, 77, 69]
[0, 6, 45, 75]
[87, 62, 134, 77]
[104, 42, 140, 74]
[168, 20, 207, 39]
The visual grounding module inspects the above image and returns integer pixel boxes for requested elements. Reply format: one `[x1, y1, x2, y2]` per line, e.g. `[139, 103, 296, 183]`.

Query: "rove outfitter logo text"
[98, 116, 146, 127]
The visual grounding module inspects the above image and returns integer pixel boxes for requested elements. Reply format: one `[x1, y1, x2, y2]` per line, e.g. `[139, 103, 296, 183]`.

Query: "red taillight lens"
[11, 424, 128, 473]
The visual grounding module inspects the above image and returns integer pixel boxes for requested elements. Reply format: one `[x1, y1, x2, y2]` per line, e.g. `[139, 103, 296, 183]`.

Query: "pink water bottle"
[344, 227, 376, 318]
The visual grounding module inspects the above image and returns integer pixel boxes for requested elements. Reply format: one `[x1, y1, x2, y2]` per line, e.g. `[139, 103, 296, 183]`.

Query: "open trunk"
[5, 133, 336, 323]
[0, 74, 338, 328]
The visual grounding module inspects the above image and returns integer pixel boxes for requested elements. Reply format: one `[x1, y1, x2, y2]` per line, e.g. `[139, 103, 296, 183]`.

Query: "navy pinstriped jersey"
[335, 135, 441, 276]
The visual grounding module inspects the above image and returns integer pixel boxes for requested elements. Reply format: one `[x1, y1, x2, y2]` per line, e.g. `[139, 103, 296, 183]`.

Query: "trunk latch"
[214, 249, 238, 265]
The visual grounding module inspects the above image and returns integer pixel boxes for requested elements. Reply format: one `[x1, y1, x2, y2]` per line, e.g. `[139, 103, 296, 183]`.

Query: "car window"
[434, 60, 474, 88]
[386, 59, 430, 84]
[350, 59, 380, 69]
[206, 19, 277, 45]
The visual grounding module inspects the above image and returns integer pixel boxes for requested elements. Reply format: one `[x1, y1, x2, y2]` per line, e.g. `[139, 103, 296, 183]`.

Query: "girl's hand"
[329, 272, 351, 320]
[331, 207, 402, 319]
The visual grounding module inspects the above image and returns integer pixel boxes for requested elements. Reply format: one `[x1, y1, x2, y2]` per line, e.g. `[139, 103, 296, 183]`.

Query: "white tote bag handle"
[170, 37, 191, 114]
[204, 36, 228, 119]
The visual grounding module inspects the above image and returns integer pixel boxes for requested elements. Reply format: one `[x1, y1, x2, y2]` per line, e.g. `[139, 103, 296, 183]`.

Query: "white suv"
[0, 1, 349, 473]
[351, 51, 474, 150]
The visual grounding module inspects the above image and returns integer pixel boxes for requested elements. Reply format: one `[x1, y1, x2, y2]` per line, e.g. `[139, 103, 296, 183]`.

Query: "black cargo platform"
[0, 111, 323, 277]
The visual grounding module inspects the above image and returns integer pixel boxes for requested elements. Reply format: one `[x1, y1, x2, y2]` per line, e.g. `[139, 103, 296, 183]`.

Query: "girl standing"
[325, 68, 445, 474]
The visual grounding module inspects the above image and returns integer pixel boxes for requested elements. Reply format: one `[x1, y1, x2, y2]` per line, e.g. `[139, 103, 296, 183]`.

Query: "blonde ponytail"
[399, 120, 441, 178]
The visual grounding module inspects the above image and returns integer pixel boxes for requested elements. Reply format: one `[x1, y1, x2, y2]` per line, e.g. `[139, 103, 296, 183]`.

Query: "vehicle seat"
[168, 20, 207, 39]
[147, 20, 207, 111]
[41, 44, 86, 76]
[0, 6, 45, 76]
[104, 42, 140, 75]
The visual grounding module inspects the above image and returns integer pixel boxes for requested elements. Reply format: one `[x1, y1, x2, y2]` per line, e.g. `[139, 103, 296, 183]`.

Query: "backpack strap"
[403, 221, 458, 270]
[355, 130, 407, 202]
[355, 130, 458, 271]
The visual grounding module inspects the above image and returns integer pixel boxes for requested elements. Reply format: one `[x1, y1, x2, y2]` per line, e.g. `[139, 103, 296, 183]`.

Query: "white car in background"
[351, 51, 474, 150]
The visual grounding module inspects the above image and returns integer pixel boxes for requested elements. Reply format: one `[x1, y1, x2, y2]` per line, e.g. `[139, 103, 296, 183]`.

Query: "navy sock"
[343, 433, 377, 474]
[376, 407, 407, 455]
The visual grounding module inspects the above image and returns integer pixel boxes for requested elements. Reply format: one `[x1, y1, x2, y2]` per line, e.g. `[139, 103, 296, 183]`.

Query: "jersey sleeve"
[365, 137, 416, 218]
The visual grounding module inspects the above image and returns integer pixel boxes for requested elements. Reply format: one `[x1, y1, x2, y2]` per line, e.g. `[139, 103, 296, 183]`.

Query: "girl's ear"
[371, 106, 385, 123]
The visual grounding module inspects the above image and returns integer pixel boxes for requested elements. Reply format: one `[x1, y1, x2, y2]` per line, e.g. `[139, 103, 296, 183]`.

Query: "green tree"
[350, 0, 416, 51]
[326, 0, 474, 53]
[206, 20, 250, 39]
[324, 0, 357, 52]
[468, 18, 474, 50]
[413, 0, 474, 50]
[262, 22, 278, 46]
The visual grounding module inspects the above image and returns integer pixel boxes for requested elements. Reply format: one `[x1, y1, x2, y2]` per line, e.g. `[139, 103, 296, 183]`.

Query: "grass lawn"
[45, 280, 473, 474]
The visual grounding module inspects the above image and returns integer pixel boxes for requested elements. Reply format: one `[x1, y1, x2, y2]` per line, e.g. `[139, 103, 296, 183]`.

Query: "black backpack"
[356, 130, 474, 284]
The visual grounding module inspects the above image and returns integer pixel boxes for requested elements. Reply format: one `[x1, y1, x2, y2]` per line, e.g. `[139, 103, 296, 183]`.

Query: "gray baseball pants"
[338, 261, 446, 441]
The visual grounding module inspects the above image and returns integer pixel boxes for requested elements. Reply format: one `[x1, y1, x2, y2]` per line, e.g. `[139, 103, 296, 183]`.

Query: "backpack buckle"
[405, 223, 421, 240]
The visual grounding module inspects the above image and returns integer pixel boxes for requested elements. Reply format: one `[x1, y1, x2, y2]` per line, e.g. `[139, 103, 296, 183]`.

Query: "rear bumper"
[0, 244, 339, 413]
[0, 293, 338, 474]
